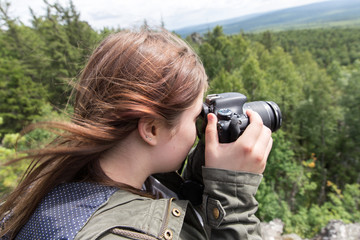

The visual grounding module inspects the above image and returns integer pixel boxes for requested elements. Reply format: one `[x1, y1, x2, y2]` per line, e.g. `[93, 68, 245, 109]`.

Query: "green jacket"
[75, 167, 263, 240]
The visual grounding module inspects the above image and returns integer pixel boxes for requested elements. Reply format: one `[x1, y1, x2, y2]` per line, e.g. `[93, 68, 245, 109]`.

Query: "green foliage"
[0, 0, 101, 135]
[0, 58, 48, 134]
[24, 103, 70, 150]
[280, 182, 360, 238]
[2, 133, 23, 149]
[333, 60, 360, 184]
[257, 179, 292, 222]
[0, 146, 28, 198]
[238, 53, 267, 100]
[0, 0, 101, 109]
[199, 26, 250, 79]
[246, 28, 360, 67]
[259, 135, 360, 237]
[208, 68, 247, 94]
[0, 104, 67, 198]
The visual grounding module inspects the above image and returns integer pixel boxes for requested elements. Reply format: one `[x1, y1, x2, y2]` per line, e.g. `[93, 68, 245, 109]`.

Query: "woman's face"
[154, 93, 204, 173]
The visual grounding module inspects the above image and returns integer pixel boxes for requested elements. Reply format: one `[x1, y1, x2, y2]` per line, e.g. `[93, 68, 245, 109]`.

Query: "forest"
[0, 1, 359, 238]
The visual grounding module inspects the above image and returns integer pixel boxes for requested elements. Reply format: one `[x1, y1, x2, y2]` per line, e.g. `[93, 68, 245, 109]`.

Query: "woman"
[0, 28, 272, 239]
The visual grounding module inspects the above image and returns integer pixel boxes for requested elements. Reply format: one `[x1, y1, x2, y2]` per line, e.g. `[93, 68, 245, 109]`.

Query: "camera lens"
[243, 101, 282, 132]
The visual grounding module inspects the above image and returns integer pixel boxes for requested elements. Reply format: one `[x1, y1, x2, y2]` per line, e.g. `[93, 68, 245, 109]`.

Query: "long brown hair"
[0, 28, 208, 238]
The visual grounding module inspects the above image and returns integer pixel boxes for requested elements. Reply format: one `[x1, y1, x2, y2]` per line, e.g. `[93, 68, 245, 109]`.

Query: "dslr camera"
[197, 92, 282, 143]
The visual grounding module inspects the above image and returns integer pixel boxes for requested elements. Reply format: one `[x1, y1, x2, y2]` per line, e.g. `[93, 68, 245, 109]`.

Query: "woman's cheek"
[192, 124, 198, 144]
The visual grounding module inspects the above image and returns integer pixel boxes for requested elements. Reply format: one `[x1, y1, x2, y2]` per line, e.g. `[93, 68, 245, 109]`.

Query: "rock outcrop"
[261, 219, 360, 240]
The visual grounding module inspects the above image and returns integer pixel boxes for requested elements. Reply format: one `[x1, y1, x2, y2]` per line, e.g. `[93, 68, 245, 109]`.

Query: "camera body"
[197, 92, 282, 143]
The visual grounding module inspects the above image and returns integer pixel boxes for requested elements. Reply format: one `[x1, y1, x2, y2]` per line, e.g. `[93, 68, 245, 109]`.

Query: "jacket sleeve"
[201, 167, 263, 240]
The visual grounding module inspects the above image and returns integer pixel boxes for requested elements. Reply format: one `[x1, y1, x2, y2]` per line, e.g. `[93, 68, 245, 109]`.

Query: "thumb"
[205, 113, 219, 149]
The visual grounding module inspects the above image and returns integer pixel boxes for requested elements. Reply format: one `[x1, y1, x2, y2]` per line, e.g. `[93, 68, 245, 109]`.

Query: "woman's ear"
[138, 118, 159, 146]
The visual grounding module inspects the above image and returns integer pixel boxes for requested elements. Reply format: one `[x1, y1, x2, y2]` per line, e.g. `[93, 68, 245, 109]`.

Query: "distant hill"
[174, 0, 360, 37]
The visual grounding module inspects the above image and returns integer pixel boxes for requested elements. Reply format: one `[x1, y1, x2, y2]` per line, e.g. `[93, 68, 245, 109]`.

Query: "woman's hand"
[204, 110, 273, 174]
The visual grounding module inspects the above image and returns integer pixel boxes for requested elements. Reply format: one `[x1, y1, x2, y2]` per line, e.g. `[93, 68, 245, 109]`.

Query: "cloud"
[6, 0, 328, 30]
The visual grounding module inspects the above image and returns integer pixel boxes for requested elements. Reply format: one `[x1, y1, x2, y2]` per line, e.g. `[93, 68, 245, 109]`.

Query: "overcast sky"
[8, 0, 327, 30]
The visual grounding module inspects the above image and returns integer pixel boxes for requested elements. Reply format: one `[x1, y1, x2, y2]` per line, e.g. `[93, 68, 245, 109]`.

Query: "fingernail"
[207, 113, 215, 122]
